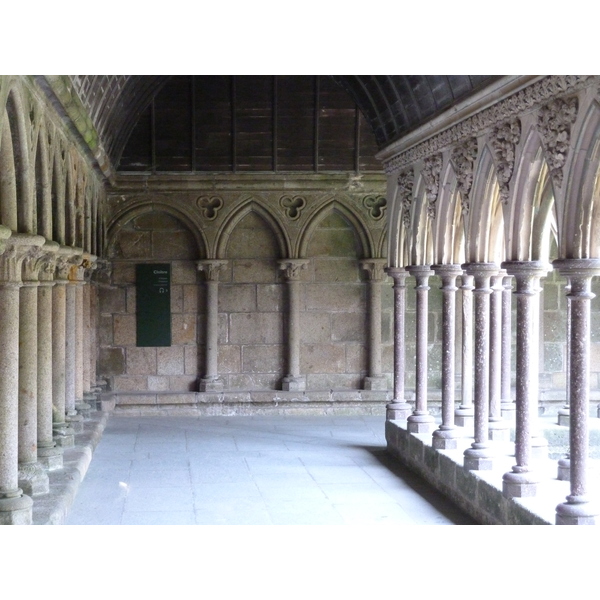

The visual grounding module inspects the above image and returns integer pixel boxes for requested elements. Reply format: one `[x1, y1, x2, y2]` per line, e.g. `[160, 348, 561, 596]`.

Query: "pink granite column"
[554, 259, 600, 525]
[557, 278, 571, 481]
[197, 260, 228, 392]
[384, 267, 412, 420]
[36, 243, 63, 470]
[488, 270, 510, 441]
[500, 273, 515, 419]
[463, 262, 497, 470]
[278, 259, 310, 391]
[406, 265, 435, 434]
[455, 273, 475, 428]
[501, 261, 548, 497]
[0, 229, 42, 524]
[18, 240, 51, 497]
[432, 264, 462, 448]
[360, 259, 389, 391]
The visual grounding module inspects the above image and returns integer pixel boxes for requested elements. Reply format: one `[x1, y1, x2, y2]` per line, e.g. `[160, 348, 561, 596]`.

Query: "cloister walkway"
[64, 415, 474, 525]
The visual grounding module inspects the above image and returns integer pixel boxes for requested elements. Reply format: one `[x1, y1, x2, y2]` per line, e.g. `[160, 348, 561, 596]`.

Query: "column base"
[363, 376, 388, 391]
[18, 461, 49, 496]
[558, 407, 570, 427]
[556, 497, 600, 525]
[407, 413, 435, 434]
[66, 412, 84, 433]
[454, 407, 474, 428]
[53, 422, 75, 447]
[432, 426, 461, 450]
[0, 492, 33, 525]
[84, 392, 99, 411]
[464, 444, 495, 470]
[502, 469, 540, 498]
[488, 418, 511, 442]
[557, 457, 570, 481]
[281, 376, 306, 392]
[386, 401, 412, 421]
[500, 401, 516, 420]
[37, 443, 64, 471]
[75, 400, 92, 419]
[198, 378, 224, 392]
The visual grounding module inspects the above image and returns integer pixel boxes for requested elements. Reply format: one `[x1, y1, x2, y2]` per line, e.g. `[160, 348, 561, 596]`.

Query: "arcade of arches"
[1, 75, 600, 525]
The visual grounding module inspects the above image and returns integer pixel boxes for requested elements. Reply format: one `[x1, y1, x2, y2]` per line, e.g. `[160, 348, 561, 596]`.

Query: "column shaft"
[501, 274, 515, 418]
[455, 274, 474, 427]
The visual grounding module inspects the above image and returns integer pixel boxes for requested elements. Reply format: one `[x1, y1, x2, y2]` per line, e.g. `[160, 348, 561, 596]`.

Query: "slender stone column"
[278, 259, 310, 391]
[488, 270, 510, 441]
[500, 274, 515, 419]
[52, 248, 77, 447]
[463, 262, 497, 470]
[0, 229, 44, 524]
[406, 265, 436, 434]
[18, 242, 51, 496]
[501, 261, 548, 497]
[384, 267, 412, 420]
[432, 264, 462, 449]
[558, 278, 571, 427]
[360, 258, 389, 391]
[36, 243, 63, 470]
[455, 273, 475, 428]
[197, 259, 228, 392]
[554, 259, 600, 525]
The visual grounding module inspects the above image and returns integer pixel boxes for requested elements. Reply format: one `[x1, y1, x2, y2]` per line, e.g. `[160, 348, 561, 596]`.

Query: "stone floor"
[64, 414, 475, 525]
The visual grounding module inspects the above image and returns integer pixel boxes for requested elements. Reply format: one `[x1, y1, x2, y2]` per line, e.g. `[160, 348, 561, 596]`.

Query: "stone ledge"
[31, 411, 108, 525]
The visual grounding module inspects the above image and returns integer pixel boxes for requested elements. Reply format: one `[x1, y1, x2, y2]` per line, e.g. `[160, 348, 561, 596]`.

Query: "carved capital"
[491, 118, 521, 204]
[54, 247, 82, 282]
[397, 168, 414, 229]
[197, 259, 228, 282]
[422, 154, 443, 219]
[451, 137, 478, 215]
[360, 258, 388, 282]
[278, 259, 310, 280]
[0, 234, 46, 285]
[538, 97, 578, 188]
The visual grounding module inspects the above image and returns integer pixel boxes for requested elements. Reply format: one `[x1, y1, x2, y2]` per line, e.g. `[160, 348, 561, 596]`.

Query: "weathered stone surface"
[113, 376, 149, 391]
[301, 344, 345, 373]
[99, 287, 126, 314]
[112, 262, 135, 284]
[152, 231, 197, 260]
[113, 314, 136, 346]
[218, 345, 241, 373]
[303, 284, 365, 312]
[331, 313, 365, 342]
[242, 345, 284, 373]
[148, 376, 170, 391]
[172, 261, 197, 284]
[230, 312, 282, 344]
[299, 312, 330, 343]
[126, 347, 157, 375]
[171, 313, 197, 345]
[306, 374, 361, 389]
[219, 284, 256, 312]
[257, 284, 283, 312]
[313, 258, 360, 283]
[167, 377, 198, 392]
[345, 344, 367, 373]
[98, 347, 125, 376]
[184, 345, 199, 375]
[232, 259, 279, 284]
[170, 285, 183, 312]
[157, 346, 185, 375]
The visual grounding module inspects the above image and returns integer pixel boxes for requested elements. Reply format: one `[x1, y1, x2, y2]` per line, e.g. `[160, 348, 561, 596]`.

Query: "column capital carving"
[502, 260, 550, 293]
[360, 258, 388, 282]
[462, 262, 499, 293]
[0, 233, 46, 285]
[384, 266, 410, 286]
[55, 246, 82, 283]
[278, 259, 310, 281]
[433, 264, 462, 291]
[36, 241, 61, 284]
[197, 259, 228, 281]
[82, 253, 98, 283]
[552, 258, 600, 279]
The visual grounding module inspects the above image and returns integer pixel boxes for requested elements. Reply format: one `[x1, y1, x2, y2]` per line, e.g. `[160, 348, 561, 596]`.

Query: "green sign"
[136, 263, 171, 347]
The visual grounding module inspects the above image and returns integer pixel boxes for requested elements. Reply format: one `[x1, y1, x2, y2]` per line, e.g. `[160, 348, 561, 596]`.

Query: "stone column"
[197, 259, 228, 392]
[384, 267, 412, 420]
[406, 265, 435, 434]
[18, 241, 50, 497]
[52, 248, 77, 447]
[36, 242, 63, 470]
[278, 259, 310, 391]
[501, 261, 548, 497]
[360, 258, 389, 390]
[500, 273, 515, 419]
[455, 273, 475, 428]
[82, 255, 97, 407]
[0, 229, 44, 524]
[558, 278, 571, 427]
[462, 262, 497, 470]
[432, 264, 462, 449]
[488, 270, 510, 441]
[554, 259, 600, 525]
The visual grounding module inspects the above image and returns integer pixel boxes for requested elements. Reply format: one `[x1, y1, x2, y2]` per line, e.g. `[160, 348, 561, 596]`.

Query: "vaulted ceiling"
[39, 75, 499, 178]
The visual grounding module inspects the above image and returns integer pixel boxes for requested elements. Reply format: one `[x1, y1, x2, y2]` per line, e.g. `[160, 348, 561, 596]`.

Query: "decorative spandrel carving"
[451, 138, 478, 215]
[397, 168, 414, 230]
[491, 118, 521, 204]
[280, 195, 306, 220]
[538, 97, 578, 189]
[197, 196, 223, 220]
[363, 195, 387, 220]
[384, 75, 593, 174]
[422, 154, 443, 219]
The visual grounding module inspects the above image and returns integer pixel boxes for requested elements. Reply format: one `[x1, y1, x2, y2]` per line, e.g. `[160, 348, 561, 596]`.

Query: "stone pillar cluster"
[0, 225, 99, 525]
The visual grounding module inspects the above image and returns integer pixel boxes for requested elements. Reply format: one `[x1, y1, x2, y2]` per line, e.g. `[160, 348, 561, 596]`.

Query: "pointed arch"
[51, 143, 66, 245]
[408, 175, 432, 265]
[297, 200, 372, 259]
[34, 121, 52, 239]
[216, 199, 290, 259]
[385, 175, 405, 267]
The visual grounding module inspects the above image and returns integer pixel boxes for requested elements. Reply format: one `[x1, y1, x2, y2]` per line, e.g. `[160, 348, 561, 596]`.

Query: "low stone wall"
[102, 389, 389, 417]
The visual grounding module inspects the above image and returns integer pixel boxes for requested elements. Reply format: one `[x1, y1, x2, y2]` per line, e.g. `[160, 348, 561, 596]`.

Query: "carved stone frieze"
[397, 168, 414, 229]
[451, 138, 478, 215]
[490, 118, 521, 204]
[363, 195, 387, 220]
[421, 154, 443, 219]
[538, 97, 578, 188]
[384, 75, 594, 174]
